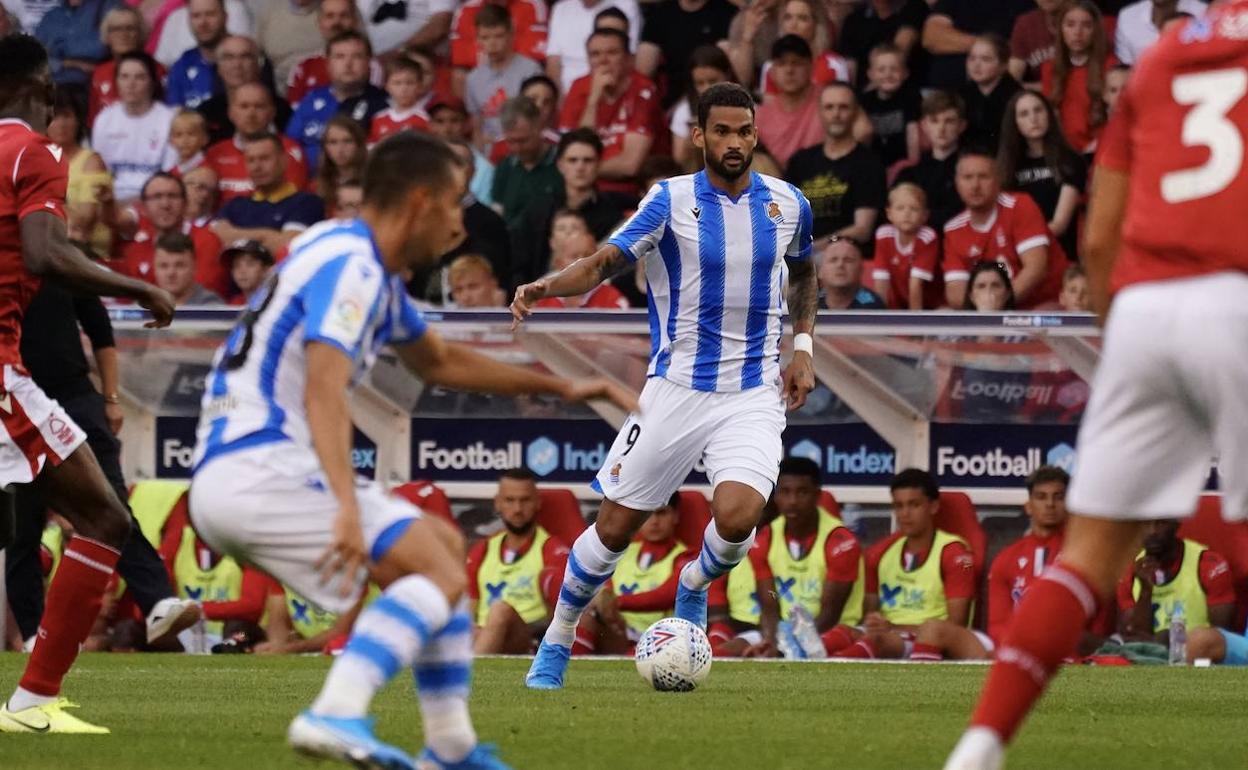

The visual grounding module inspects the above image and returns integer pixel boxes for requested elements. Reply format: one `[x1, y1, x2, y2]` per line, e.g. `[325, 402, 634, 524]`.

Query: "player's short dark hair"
[115, 50, 164, 101]
[502, 467, 538, 484]
[520, 74, 558, 100]
[696, 82, 755, 129]
[141, 171, 186, 200]
[475, 3, 512, 30]
[771, 33, 812, 62]
[0, 34, 49, 106]
[499, 95, 540, 129]
[1026, 466, 1070, 494]
[327, 29, 371, 57]
[587, 27, 629, 54]
[891, 468, 939, 501]
[778, 457, 821, 486]
[244, 131, 284, 154]
[155, 231, 195, 256]
[921, 89, 966, 120]
[363, 131, 461, 211]
[957, 143, 997, 166]
[556, 127, 602, 159]
[973, 33, 1009, 64]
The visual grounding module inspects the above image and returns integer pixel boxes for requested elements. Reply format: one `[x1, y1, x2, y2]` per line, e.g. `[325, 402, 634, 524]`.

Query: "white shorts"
[593, 376, 786, 511]
[0, 365, 87, 488]
[189, 442, 424, 614]
[1068, 272, 1248, 522]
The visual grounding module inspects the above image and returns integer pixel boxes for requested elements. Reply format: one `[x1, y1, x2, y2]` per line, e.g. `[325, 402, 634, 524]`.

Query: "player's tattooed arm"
[510, 244, 631, 325]
[781, 257, 818, 410]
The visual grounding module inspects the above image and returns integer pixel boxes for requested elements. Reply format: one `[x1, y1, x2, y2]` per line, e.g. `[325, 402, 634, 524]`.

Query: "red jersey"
[0, 120, 68, 365]
[114, 217, 228, 297]
[558, 71, 662, 195]
[534, 282, 630, 309]
[942, 191, 1068, 308]
[987, 530, 1063, 643]
[205, 136, 308, 205]
[464, 529, 570, 608]
[864, 532, 976, 601]
[286, 55, 385, 107]
[610, 539, 696, 613]
[450, 0, 547, 68]
[1096, 4, 1248, 293]
[367, 106, 431, 146]
[745, 520, 862, 585]
[1040, 55, 1118, 154]
[1115, 546, 1236, 614]
[870, 224, 941, 309]
[759, 51, 852, 97]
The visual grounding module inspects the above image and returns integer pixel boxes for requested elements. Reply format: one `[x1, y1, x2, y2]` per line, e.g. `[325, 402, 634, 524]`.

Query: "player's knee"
[915, 619, 941, 645]
[1187, 627, 1226, 663]
[429, 515, 466, 564]
[594, 503, 645, 551]
[69, 493, 131, 548]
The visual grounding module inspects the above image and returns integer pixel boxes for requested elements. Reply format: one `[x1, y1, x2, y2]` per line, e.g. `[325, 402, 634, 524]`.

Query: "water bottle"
[1168, 604, 1187, 665]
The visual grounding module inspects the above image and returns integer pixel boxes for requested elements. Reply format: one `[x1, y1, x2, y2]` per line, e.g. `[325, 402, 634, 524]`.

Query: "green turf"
[0, 654, 1244, 769]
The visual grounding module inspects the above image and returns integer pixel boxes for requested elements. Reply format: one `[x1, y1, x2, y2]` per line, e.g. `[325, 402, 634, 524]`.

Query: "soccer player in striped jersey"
[512, 82, 818, 689]
[188, 131, 635, 770]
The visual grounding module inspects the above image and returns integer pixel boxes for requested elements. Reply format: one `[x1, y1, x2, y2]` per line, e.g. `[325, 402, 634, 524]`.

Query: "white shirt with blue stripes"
[608, 171, 814, 393]
[192, 218, 428, 470]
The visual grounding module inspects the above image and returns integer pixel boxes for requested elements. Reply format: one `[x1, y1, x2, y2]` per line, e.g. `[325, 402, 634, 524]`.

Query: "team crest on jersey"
[767, 201, 784, 224]
[609, 462, 622, 484]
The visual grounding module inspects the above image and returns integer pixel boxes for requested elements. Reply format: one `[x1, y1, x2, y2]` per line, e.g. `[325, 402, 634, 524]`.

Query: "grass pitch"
[0, 654, 1244, 769]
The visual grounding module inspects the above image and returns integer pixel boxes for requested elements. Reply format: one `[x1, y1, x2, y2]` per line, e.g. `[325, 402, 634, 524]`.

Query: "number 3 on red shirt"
[1163, 68, 1248, 204]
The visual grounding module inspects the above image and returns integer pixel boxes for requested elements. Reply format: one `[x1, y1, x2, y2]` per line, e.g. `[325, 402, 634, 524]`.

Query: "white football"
[634, 617, 712, 692]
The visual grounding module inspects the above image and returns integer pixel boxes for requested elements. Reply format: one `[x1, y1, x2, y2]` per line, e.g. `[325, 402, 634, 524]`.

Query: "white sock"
[413, 599, 477, 762]
[679, 522, 755, 591]
[8, 687, 55, 712]
[541, 526, 624, 648]
[310, 574, 451, 719]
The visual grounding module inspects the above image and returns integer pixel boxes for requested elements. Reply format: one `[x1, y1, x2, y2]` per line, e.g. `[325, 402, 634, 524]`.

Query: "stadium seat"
[819, 490, 843, 518]
[675, 490, 712, 549]
[536, 488, 587, 546]
[935, 492, 987, 574]
[389, 480, 455, 524]
[1178, 495, 1248, 629]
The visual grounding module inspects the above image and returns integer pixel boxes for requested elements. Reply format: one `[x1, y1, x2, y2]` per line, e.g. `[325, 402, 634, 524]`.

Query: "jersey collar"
[694, 170, 766, 205]
[0, 118, 33, 130]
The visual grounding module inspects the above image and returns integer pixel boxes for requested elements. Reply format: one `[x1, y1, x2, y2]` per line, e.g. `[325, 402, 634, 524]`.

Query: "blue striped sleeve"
[389, 289, 429, 345]
[607, 181, 671, 263]
[787, 186, 814, 261]
[302, 253, 385, 359]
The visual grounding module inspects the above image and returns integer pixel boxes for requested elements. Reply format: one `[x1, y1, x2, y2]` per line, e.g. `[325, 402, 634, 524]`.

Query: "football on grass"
[634, 617, 712, 692]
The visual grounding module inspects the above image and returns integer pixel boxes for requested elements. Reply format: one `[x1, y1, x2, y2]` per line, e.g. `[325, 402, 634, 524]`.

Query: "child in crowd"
[1058, 264, 1089, 312]
[222, 239, 274, 306]
[167, 109, 209, 176]
[1104, 64, 1130, 114]
[1041, 0, 1114, 154]
[368, 56, 430, 146]
[896, 91, 966, 232]
[534, 211, 629, 309]
[872, 183, 941, 310]
[859, 43, 920, 170]
[960, 35, 1021, 151]
[448, 254, 506, 308]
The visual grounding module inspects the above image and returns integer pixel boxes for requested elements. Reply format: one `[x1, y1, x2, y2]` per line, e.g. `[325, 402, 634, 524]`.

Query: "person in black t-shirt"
[896, 90, 966, 231]
[922, 0, 1031, 88]
[859, 43, 921, 169]
[958, 34, 1022, 152]
[784, 82, 887, 243]
[838, 0, 929, 89]
[997, 89, 1086, 261]
[818, 236, 887, 309]
[637, 0, 737, 109]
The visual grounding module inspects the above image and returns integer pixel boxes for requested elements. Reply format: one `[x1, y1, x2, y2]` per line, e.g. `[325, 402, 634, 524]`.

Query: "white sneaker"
[944, 727, 1005, 770]
[146, 598, 201, 645]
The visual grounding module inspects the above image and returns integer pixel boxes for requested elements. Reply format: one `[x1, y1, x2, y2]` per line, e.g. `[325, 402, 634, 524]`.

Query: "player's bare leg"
[1, 444, 131, 734]
[1185, 627, 1227, 664]
[945, 515, 1143, 770]
[911, 620, 991, 662]
[674, 482, 764, 629]
[527, 499, 651, 689]
[473, 601, 535, 655]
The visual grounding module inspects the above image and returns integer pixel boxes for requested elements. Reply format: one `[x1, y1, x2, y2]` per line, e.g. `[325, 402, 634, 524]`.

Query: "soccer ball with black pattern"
[634, 617, 712, 692]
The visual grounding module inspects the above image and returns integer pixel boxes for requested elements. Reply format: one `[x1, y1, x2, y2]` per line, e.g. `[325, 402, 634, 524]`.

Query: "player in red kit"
[0, 34, 174, 735]
[947, 6, 1248, 768]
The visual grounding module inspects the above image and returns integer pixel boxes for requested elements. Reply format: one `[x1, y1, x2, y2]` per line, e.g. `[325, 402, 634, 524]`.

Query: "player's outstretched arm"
[21, 210, 175, 328]
[396, 327, 640, 413]
[510, 244, 632, 327]
[781, 257, 818, 411]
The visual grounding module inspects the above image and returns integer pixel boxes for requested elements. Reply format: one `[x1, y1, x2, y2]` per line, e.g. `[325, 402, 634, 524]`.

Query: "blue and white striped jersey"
[608, 171, 813, 393]
[192, 219, 428, 470]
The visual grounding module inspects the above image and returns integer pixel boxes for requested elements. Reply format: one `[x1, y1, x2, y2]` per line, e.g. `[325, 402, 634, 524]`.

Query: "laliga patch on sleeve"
[321, 295, 368, 347]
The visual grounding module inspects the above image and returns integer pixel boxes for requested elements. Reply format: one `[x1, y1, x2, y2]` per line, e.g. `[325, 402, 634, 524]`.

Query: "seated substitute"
[466, 469, 571, 654]
[824, 468, 976, 659]
[575, 494, 694, 655]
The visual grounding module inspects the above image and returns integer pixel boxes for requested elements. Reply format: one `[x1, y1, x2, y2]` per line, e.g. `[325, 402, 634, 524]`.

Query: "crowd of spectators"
[3, 0, 1204, 313]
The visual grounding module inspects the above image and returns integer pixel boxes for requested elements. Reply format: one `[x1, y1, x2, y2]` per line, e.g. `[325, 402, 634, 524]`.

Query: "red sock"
[970, 564, 1097, 742]
[820, 625, 856, 655]
[19, 537, 120, 697]
[571, 630, 595, 656]
[834, 639, 876, 659]
[910, 642, 944, 661]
